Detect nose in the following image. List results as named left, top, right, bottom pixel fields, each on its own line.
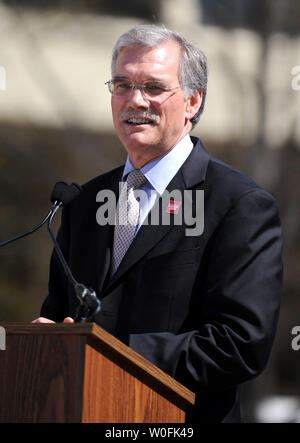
left=128, top=86, right=149, bottom=107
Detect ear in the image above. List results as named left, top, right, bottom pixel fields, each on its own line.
left=185, top=90, right=203, bottom=120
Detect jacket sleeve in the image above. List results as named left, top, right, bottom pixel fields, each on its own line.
left=129, top=189, right=283, bottom=393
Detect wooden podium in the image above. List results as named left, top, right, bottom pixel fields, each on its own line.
left=0, top=323, right=195, bottom=423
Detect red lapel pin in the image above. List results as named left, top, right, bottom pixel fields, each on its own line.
left=166, top=200, right=181, bottom=214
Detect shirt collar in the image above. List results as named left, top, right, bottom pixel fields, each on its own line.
left=122, top=134, right=193, bottom=195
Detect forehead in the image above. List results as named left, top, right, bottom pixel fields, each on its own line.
left=114, top=41, right=181, bottom=80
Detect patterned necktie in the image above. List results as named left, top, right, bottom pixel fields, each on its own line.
left=111, top=169, right=147, bottom=275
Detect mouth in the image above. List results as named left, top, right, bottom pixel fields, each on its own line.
left=121, top=111, right=160, bottom=127
left=125, top=118, right=155, bottom=126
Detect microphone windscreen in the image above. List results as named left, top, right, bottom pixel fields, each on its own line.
left=51, top=182, right=82, bottom=205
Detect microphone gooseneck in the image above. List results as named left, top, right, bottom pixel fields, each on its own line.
left=0, top=208, right=54, bottom=247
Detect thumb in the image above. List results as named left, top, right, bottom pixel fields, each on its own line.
left=63, top=317, right=74, bottom=323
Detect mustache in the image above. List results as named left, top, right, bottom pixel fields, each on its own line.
left=120, top=110, right=160, bottom=124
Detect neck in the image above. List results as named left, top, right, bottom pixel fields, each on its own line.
left=129, top=149, right=166, bottom=169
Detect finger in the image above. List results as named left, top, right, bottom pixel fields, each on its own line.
left=32, top=317, right=56, bottom=324
left=63, top=317, right=74, bottom=323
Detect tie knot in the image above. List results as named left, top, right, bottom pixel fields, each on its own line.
left=126, top=169, right=147, bottom=190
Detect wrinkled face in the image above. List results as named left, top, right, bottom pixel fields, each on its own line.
left=111, top=41, right=197, bottom=164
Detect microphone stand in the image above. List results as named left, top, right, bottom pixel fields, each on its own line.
left=47, top=203, right=101, bottom=323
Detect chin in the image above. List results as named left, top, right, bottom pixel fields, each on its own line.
left=122, top=134, right=155, bottom=151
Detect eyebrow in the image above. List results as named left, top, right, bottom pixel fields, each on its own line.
left=112, top=76, right=129, bottom=81
left=112, top=75, right=168, bottom=86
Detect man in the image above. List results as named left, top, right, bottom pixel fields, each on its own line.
left=34, top=24, right=283, bottom=423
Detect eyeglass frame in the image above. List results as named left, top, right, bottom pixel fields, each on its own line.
left=105, top=78, right=181, bottom=100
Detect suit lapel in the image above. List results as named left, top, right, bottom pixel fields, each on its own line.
left=94, top=167, right=123, bottom=293
left=102, top=138, right=210, bottom=294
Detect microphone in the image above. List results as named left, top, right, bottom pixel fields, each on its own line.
left=1, top=181, right=101, bottom=322
left=51, top=181, right=82, bottom=206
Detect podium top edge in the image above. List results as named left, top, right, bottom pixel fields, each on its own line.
left=1, top=322, right=95, bottom=335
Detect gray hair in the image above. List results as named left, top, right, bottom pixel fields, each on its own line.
left=111, top=24, right=208, bottom=128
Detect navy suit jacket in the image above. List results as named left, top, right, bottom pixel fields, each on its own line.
left=41, top=137, right=283, bottom=422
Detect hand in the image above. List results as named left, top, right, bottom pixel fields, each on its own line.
left=32, top=317, right=74, bottom=323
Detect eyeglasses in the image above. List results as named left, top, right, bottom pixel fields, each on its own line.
left=105, top=78, right=181, bottom=101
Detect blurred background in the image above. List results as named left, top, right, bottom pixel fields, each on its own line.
left=0, top=0, right=299, bottom=422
